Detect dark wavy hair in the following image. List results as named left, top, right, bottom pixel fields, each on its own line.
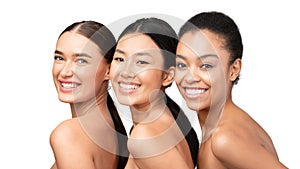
left=59, top=21, right=128, bottom=169
left=179, top=11, right=243, bottom=85
left=118, top=18, right=199, bottom=167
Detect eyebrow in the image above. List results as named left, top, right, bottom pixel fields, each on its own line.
left=115, top=49, right=125, bottom=55
left=133, top=51, right=153, bottom=57
left=73, top=53, right=92, bottom=58
left=54, top=50, right=63, bottom=55
left=54, top=50, right=92, bottom=58
left=176, top=54, right=218, bottom=60
left=115, top=49, right=154, bottom=57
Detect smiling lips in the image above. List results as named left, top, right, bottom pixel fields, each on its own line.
left=184, top=87, right=208, bottom=99
left=59, top=81, right=81, bottom=92
left=118, top=82, right=140, bottom=94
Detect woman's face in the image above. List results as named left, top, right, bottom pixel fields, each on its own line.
left=110, top=33, right=168, bottom=111
left=175, top=29, right=232, bottom=112
left=53, top=31, right=109, bottom=104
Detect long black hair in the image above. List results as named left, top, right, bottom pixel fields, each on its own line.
left=59, top=21, right=128, bottom=169
left=118, top=18, right=199, bottom=167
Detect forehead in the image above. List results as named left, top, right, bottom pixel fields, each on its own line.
left=117, top=33, right=160, bottom=53
left=56, top=31, right=101, bottom=54
left=177, top=30, right=228, bottom=60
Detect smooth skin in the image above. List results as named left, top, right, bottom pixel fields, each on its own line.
left=110, top=33, right=194, bottom=169
left=50, top=31, right=118, bottom=169
left=175, top=29, right=288, bottom=169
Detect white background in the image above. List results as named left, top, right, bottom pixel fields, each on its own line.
left=0, top=0, right=299, bottom=168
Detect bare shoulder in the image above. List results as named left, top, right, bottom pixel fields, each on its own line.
left=128, top=122, right=161, bottom=151
left=208, top=104, right=288, bottom=168
left=210, top=105, right=257, bottom=158
left=128, top=115, right=180, bottom=158
left=49, top=118, right=94, bottom=156
left=210, top=125, right=241, bottom=155
left=50, top=118, right=81, bottom=146
left=208, top=125, right=251, bottom=169
left=130, top=113, right=174, bottom=139
left=50, top=162, right=57, bottom=169
left=210, top=123, right=288, bottom=168
left=127, top=124, right=155, bottom=159
left=130, top=122, right=165, bottom=138
left=128, top=122, right=192, bottom=169
left=49, top=118, right=108, bottom=168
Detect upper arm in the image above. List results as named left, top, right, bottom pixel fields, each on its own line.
left=211, top=130, right=288, bottom=169
left=50, top=120, right=95, bottom=169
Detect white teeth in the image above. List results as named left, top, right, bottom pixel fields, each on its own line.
left=119, top=83, right=139, bottom=89
left=186, top=88, right=206, bottom=95
left=62, top=83, right=77, bottom=88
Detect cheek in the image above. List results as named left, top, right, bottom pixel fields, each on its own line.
left=94, top=72, right=104, bottom=87
left=140, top=70, right=163, bottom=88
left=210, top=70, right=228, bottom=97
left=52, top=64, right=63, bottom=84
left=211, top=68, right=227, bottom=83
left=175, top=70, right=186, bottom=83
left=201, top=72, right=213, bottom=84
left=95, top=66, right=107, bottom=79
left=77, top=67, right=96, bottom=84
left=109, top=64, right=118, bottom=80
left=52, top=64, right=60, bottom=76
left=75, top=67, right=89, bottom=75
left=206, top=64, right=227, bottom=84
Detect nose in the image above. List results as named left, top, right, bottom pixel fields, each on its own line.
left=61, top=61, right=74, bottom=78
left=185, top=67, right=201, bottom=84
left=119, top=60, right=135, bottom=78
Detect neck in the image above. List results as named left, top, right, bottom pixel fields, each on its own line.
left=197, top=94, right=233, bottom=142
left=70, top=90, right=108, bottom=118
left=130, top=94, right=167, bottom=125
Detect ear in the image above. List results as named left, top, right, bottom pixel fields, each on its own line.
left=162, top=66, right=175, bottom=87
left=104, top=65, right=110, bottom=81
left=229, top=58, right=242, bottom=82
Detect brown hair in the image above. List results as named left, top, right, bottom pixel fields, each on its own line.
left=59, top=21, right=128, bottom=168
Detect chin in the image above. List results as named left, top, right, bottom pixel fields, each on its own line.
left=58, top=95, right=74, bottom=104
left=59, top=99, right=73, bottom=104
left=186, top=103, right=200, bottom=111
left=116, top=97, right=132, bottom=106
left=186, top=101, right=206, bottom=112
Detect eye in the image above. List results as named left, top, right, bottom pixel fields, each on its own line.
left=54, top=56, right=64, bottom=61
left=114, top=57, right=124, bottom=62
left=77, top=58, right=88, bottom=64
left=136, top=60, right=149, bottom=65
left=200, top=64, right=213, bottom=70
left=176, top=62, right=187, bottom=70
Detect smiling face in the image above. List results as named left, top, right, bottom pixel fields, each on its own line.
left=175, top=29, right=234, bottom=112
left=110, top=33, right=170, bottom=111
left=52, top=31, right=109, bottom=104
